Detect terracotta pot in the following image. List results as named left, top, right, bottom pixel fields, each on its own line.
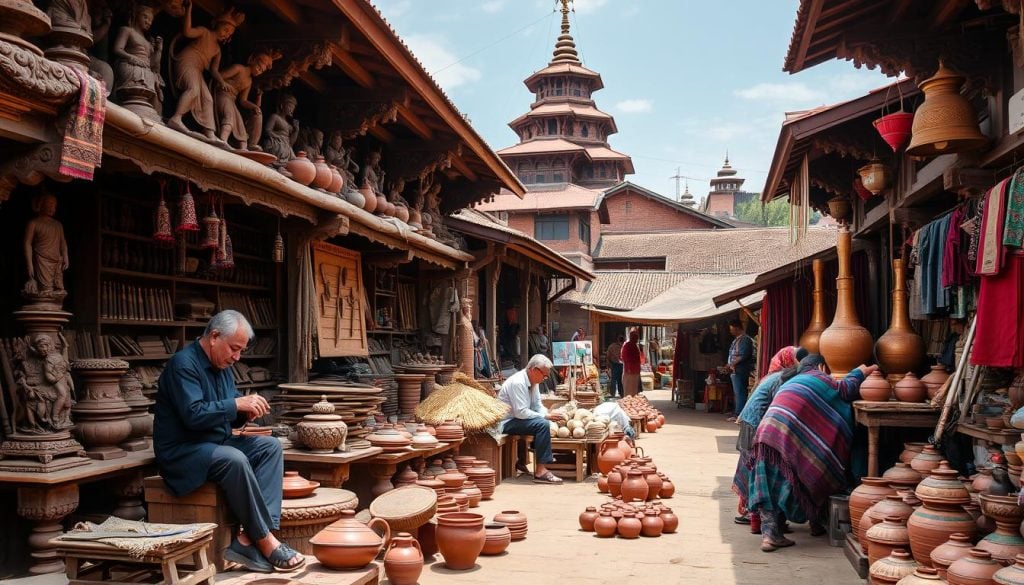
left=594, top=510, right=617, bottom=537
left=871, top=548, right=921, bottom=585
left=861, top=371, right=894, bottom=402
left=932, top=533, right=976, bottom=579
left=436, top=472, right=467, bottom=490
left=947, top=548, right=1001, bottom=585
left=641, top=510, right=664, bottom=537
left=660, top=508, right=679, bottom=533
left=296, top=395, right=348, bottom=453
left=818, top=228, right=873, bottom=377
left=922, top=366, right=951, bottom=400
left=579, top=507, right=599, bottom=532
left=607, top=467, right=624, bottom=497
left=416, top=519, right=437, bottom=558
left=376, top=194, right=389, bottom=215
left=659, top=476, right=676, bottom=498
left=900, top=567, right=946, bottom=583
left=906, top=63, right=988, bottom=157
left=868, top=516, right=912, bottom=568
left=657, top=413, right=666, bottom=426
left=394, top=465, right=419, bottom=488
left=597, top=474, right=610, bottom=493
left=360, top=186, right=377, bottom=213
left=883, top=464, right=923, bottom=489
left=459, top=482, right=482, bottom=508
left=908, top=503, right=978, bottom=566
left=598, top=438, right=629, bottom=475
left=994, top=554, right=1024, bottom=584
left=309, top=510, right=391, bottom=570
left=972, top=468, right=995, bottom=494
left=282, top=471, right=320, bottom=499
left=903, top=442, right=928, bottom=464
left=621, top=468, right=649, bottom=503
left=618, top=513, right=642, bottom=539
left=312, top=156, right=333, bottom=190
left=451, top=492, right=469, bottom=512
left=481, top=523, right=511, bottom=556
left=977, top=493, right=1024, bottom=565
left=345, top=188, right=365, bottom=209
left=383, top=532, right=423, bottom=585
left=328, top=166, right=344, bottom=194
left=895, top=373, right=928, bottom=403
left=367, top=427, right=412, bottom=452
left=911, top=445, right=944, bottom=475
left=641, top=467, right=663, bottom=501
left=865, top=494, right=917, bottom=553
left=798, top=259, right=828, bottom=354
left=394, top=203, right=410, bottom=223
left=435, top=512, right=485, bottom=570
left=286, top=151, right=317, bottom=186
left=916, top=461, right=971, bottom=505
left=850, top=477, right=898, bottom=542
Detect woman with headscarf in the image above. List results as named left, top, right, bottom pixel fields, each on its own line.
left=747, top=355, right=877, bottom=552
left=732, top=346, right=808, bottom=529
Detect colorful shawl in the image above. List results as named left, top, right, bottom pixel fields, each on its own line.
left=1004, top=167, right=1024, bottom=249
left=58, top=68, right=106, bottom=180
left=977, top=178, right=1010, bottom=276
left=746, top=369, right=865, bottom=521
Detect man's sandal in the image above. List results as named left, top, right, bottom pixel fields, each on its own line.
left=760, top=537, right=795, bottom=552
left=267, top=543, right=306, bottom=572
left=224, top=538, right=272, bottom=573
left=533, top=471, right=563, bottom=484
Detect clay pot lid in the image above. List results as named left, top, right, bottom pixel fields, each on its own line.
left=282, top=470, right=320, bottom=497
left=370, top=485, right=437, bottom=526
left=305, top=395, right=342, bottom=421
left=911, top=567, right=942, bottom=579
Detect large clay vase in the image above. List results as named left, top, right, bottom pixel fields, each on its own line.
left=947, top=548, right=1001, bottom=585
left=286, top=151, right=317, bottom=186
left=868, top=516, right=912, bottom=568
left=908, top=462, right=977, bottom=566
left=309, top=510, right=391, bottom=569
left=799, top=258, right=829, bottom=354
left=851, top=477, right=899, bottom=544
left=875, top=259, right=926, bottom=382
left=598, top=437, right=629, bottom=475
left=861, top=371, right=894, bottom=402
left=865, top=495, right=917, bottom=553
left=977, top=493, right=1024, bottom=565
left=922, top=366, right=951, bottom=400
left=620, top=468, right=649, bottom=503
left=435, top=512, right=485, bottom=570
left=932, top=533, right=976, bottom=580
left=994, top=554, right=1024, bottom=584
left=312, top=156, right=333, bottom=190
left=910, top=445, right=944, bottom=475
left=870, top=549, right=921, bottom=585
left=383, top=532, right=423, bottom=585
left=818, top=227, right=874, bottom=378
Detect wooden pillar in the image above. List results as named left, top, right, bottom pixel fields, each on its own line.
left=519, top=265, right=530, bottom=367
left=590, top=310, right=600, bottom=372
left=487, top=262, right=501, bottom=369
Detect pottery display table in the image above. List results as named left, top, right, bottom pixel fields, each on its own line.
left=853, top=401, right=940, bottom=476
left=283, top=446, right=383, bottom=488
left=957, top=422, right=1019, bottom=446
left=213, top=561, right=379, bottom=585
left=277, top=488, right=358, bottom=555
left=0, top=448, right=155, bottom=575
left=357, top=439, right=463, bottom=496
left=50, top=523, right=215, bottom=585
left=548, top=438, right=587, bottom=482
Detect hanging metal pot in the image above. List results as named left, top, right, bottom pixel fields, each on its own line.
left=906, top=62, right=988, bottom=157
left=858, top=160, right=889, bottom=195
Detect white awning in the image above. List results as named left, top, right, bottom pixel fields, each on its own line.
left=585, top=274, right=763, bottom=325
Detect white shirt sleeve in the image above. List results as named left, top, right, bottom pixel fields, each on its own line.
left=504, top=372, right=545, bottom=420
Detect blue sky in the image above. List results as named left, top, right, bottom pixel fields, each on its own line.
left=375, top=0, right=893, bottom=206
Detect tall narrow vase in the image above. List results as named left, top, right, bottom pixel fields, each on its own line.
left=799, top=258, right=828, bottom=353
left=818, top=227, right=873, bottom=378
left=875, top=259, right=926, bottom=384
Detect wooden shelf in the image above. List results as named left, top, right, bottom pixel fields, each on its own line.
left=375, top=290, right=397, bottom=297
left=241, top=354, right=276, bottom=359
left=100, top=267, right=272, bottom=292
left=103, top=230, right=272, bottom=264
left=367, top=329, right=418, bottom=336
left=121, top=353, right=174, bottom=361
left=99, top=319, right=185, bottom=327
left=237, top=381, right=279, bottom=389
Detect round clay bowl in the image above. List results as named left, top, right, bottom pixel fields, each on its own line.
left=480, top=523, right=511, bottom=555
left=281, top=471, right=320, bottom=499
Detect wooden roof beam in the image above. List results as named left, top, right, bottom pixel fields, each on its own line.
left=397, top=104, right=433, bottom=140
left=330, top=45, right=376, bottom=88
left=300, top=71, right=326, bottom=93
left=260, top=0, right=303, bottom=26
left=793, top=0, right=826, bottom=73
left=887, top=0, right=914, bottom=25
left=369, top=125, right=394, bottom=143
left=450, top=155, right=478, bottom=182
left=930, top=0, right=968, bottom=29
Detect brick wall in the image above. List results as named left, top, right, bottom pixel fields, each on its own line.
left=602, top=191, right=719, bottom=231
left=549, top=302, right=590, bottom=342
left=704, top=193, right=735, bottom=218
left=507, top=211, right=593, bottom=256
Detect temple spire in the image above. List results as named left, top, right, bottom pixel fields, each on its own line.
left=550, top=0, right=580, bottom=65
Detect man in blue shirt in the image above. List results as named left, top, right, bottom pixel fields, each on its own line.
left=497, top=354, right=565, bottom=484
left=726, top=319, right=754, bottom=422
left=154, top=310, right=303, bottom=572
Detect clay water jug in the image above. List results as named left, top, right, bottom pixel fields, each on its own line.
left=641, top=467, right=663, bottom=501
left=594, top=510, right=617, bottom=537
left=947, top=548, right=1000, bottom=585
left=607, top=467, right=624, bottom=497
left=659, top=475, right=676, bottom=498
left=818, top=227, right=873, bottom=377
left=579, top=507, right=599, bottom=532
left=660, top=508, right=679, bottom=533
left=641, top=510, right=664, bottom=537
left=850, top=477, right=897, bottom=541
left=875, top=259, right=926, bottom=381
left=620, top=468, right=649, bottom=503
left=383, top=533, right=423, bottom=585
left=798, top=258, right=828, bottom=354
left=286, top=151, right=317, bottom=186
left=597, top=474, right=609, bottom=493
left=618, top=513, right=642, bottom=539
left=598, top=438, right=629, bottom=475
left=309, top=510, right=391, bottom=569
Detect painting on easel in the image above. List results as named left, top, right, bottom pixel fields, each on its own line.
left=552, top=341, right=593, bottom=366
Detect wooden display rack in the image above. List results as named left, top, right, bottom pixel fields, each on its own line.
left=311, top=241, right=367, bottom=357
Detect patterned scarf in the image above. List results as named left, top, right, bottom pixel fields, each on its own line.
left=768, top=346, right=798, bottom=375
left=1004, top=166, right=1024, bottom=249
left=58, top=68, right=106, bottom=180
left=976, top=178, right=1011, bottom=276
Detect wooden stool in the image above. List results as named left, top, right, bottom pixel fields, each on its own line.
left=503, top=435, right=534, bottom=479
left=704, top=382, right=733, bottom=414
left=51, top=524, right=216, bottom=585
left=549, top=438, right=586, bottom=482
left=143, top=477, right=235, bottom=571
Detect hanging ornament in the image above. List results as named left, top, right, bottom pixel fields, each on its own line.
left=906, top=62, right=988, bottom=157
left=216, top=198, right=229, bottom=269
left=176, top=182, right=199, bottom=232
left=153, top=180, right=174, bottom=244
left=272, top=218, right=285, bottom=263
left=201, top=195, right=220, bottom=249
left=222, top=231, right=235, bottom=270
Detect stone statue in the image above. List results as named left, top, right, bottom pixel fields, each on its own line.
left=324, top=130, right=358, bottom=191
left=168, top=0, right=245, bottom=142
left=424, top=180, right=454, bottom=244
left=112, top=3, right=164, bottom=121
left=296, top=126, right=324, bottom=159
left=13, top=334, right=74, bottom=434
left=360, top=151, right=384, bottom=194
left=261, top=93, right=299, bottom=164
left=23, top=193, right=69, bottom=297
left=215, top=49, right=279, bottom=149
left=388, top=178, right=408, bottom=206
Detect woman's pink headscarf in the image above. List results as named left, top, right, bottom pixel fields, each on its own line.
left=767, top=346, right=799, bottom=375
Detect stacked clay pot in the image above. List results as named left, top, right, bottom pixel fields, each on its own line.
left=931, top=533, right=977, bottom=579
left=863, top=494, right=916, bottom=554
left=977, top=493, right=1024, bottom=565
left=870, top=549, right=920, bottom=585
left=493, top=510, right=527, bottom=540
left=851, top=477, right=899, bottom=547
left=947, top=548, right=1001, bottom=585
left=618, top=395, right=665, bottom=430
left=908, top=461, right=978, bottom=565
left=910, top=445, right=944, bottom=476
left=902, top=442, right=928, bottom=464
left=465, top=460, right=496, bottom=500
left=995, top=554, right=1024, bottom=584
left=435, top=512, right=485, bottom=570
left=867, top=516, right=911, bottom=568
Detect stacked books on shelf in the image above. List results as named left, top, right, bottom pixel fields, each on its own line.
left=100, top=281, right=174, bottom=321
left=220, top=293, right=275, bottom=328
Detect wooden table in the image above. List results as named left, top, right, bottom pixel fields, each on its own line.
left=357, top=439, right=464, bottom=496
left=853, top=401, right=940, bottom=477
left=0, top=448, right=156, bottom=575
left=957, top=422, right=1020, bottom=446
left=284, top=446, right=383, bottom=488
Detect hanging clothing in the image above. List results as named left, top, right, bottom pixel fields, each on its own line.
left=942, top=207, right=971, bottom=287
left=969, top=196, right=986, bottom=264
left=919, top=216, right=951, bottom=315
left=1003, top=167, right=1024, bottom=249
left=976, top=178, right=1011, bottom=276
left=972, top=255, right=1024, bottom=368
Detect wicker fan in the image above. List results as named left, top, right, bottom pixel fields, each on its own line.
left=415, top=382, right=509, bottom=431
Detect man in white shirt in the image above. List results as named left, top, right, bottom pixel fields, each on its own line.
left=497, top=354, right=565, bottom=484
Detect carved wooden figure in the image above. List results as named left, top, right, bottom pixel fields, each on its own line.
left=14, top=334, right=74, bottom=434
left=215, top=49, right=279, bottom=149
left=324, top=130, right=359, bottom=192
left=112, top=3, right=164, bottom=122
left=45, top=0, right=94, bottom=69
left=23, top=193, right=69, bottom=297
left=261, top=93, right=300, bottom=165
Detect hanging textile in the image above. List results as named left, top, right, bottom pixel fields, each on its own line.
left=972, top=255, right=1024, bottom=368
left=1003, top=166, right=1024, bottom=248
left=757, top=281, right=794, bottom=378
left=59, top=68, right=106, bottom=180
left=287, top=233, right=318, bottom=382
left=672, top=329, right=686, bottom=381
left=976, top=178, right=1011, bottom=276
left=942, top=206, right=971, bottom=287
left=919, top=216, right=951, bottom=315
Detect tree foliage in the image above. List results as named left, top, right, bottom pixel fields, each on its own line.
left=733, top=196, right=790, bottom=227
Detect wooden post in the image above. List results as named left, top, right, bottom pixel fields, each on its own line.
left=519, top=264, right=530, bottom=367
left=487, top=261, right=501, bottom=369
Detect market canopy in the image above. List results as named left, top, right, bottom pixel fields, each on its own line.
left=585, top=274, right=763, bottom=325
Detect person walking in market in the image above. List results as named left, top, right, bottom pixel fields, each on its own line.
left=497, top=354, right=566, bottom=484
left=726, top=319, right=754, bottom=422
left=606, top=335, right=624, bottom=398
left=620, top=328, right=642, bottom=396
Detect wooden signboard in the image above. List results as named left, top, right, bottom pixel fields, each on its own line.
left=311, top=241, right=367, bottom=357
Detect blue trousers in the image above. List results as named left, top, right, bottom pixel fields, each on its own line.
left=208, top=435, right=283, bottom=540
left=504, top=417, right=554, bottom=465
left=731, top=367, right=751, bottom=416
left=610, top=362, right=624, bottom=396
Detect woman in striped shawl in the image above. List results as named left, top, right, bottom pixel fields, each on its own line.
left=747, top=355, right=877, bottom=552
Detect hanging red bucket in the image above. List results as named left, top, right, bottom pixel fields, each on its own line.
left=873, top=111, right=914, bottom=152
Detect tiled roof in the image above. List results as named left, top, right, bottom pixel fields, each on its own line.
left=600, top=182, right=732, bottom=228
left=475, top=184, right=602, bottom=212
left=560, top=271, right=696, bottom=310
left=512, top=104, right=615, bottom=126
left=585, top=145, right=631, bottom=160
left=497, top=138, right=585, bottom=157
left=595, top=227, right=838, bottom=274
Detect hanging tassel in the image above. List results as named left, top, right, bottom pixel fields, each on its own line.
left=273, top=217, right=284, bottom=263
left=153, top=180, right=174, bottom=244
left=222, top=231, right=235, bottom=269
left=215, top=197, right=229, bottom=269
left=176, top=182, right=199, bottom=232
left=201, top=195, right=220, bottom=249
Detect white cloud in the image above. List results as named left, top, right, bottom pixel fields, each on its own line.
left=734, top=82, right=825, bottom=103
left=614, top=98, right=653, bottom=113
left=378, top=0, right=411, bottom=19
left=403, top=34, right=482, bottom=90
left=573, top=0, right=608, bottom=13
left=481, top=0, right=506, bottom=13
left=734, top=72, right=894, bottom=107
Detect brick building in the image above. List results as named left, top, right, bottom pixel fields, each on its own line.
left=701, top=155, right=759, bottom=220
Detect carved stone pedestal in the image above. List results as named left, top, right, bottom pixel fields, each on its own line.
left=0, top=432, right=88, bottom=472
left=44, top=27, right=91, bottom=72
left=111, top=470, right=146, bottom=521
left=17, top=483, right=79, bottom=574
left=71, top=359, right=132, bottom=460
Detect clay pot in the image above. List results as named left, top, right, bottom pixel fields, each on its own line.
left=417, top=519, right=437, bottom=558
left=660, top=508, right=679, bottom=533
left=312, top=156, right=332, bottom=190
left=994, top=554, right=1024, bottom=584
left=360, top=186, right=377, bottom=213
left=818, top=228, right=874, bottom=377
left=875, top=259, right=926, bottom=380
left=618, top=513, right=642, bottom=539
left=977, top=493, right=1024, bottom=565
left=345, top=188, right=365, bottom=209
left=922, top=366, right=951, bottom=400
left=328, top=166, right=344, bottom=194
left=884, top=463, right=923, bottom=489
left=860, top=371, right=894, bottom=402
left=621, top=468, right=649, bottom=503
left=895, top=373, right=928, bottom=403
left=376, top=194, right=389, bottom=215
left=296, top=395, right=348, bottom=453
left=451, top=492, right=469, bottom=512
left=367, top=427, right=412, bottom=452
left=281, top=471, right=320, bottom=499
left=645, top=419, right=659, bottom=433
left=309, top=510, right=391, bottom=569
left=851, top=477, right=898, bottom=542
left=641, top=510, right=664, bottom=537
left=972, top=468, right=995, bottom=494
left=868, top=516, right=912, bottom=568
left=947, top=548, right=1001, bottom=585
left=932, top=533, right=976, bottom=579
left=903, top=443, right=928, bottom=464
left=435, top=513, right=485, bottom=570
left=383, top=532, right=423, bottom=585
left=798, top=259, right=828, bottom=354
left=641, top=467, right=663, bottom=501
left=394, top=203, right=410, bottom=223
left=394, top=465, right=419, bottom=488
left=597, top=474, right=610, bottom=493
left=436, top=472, right=467, bottom=490
left=908, top=502, right=978, bottom=566
left=598, top=438, right=629, bottom=475
left=286, top=151, right=317, bottom=186
left=865, top=495, right=916, bottom=552
left=659, top=476, right=676, bottom=498
left=871, top=549, right=920, bottom=585
left=899, top=567, right=946, bottom=583
left=579, top=507, right=599, bottom=532
left=916, top=461, right=971, bottom=505
left=411, top=429, right=439, bottom=450
left=459, top=482, right=482, bottom=508
left=910, top=445, right=944, bottom=475
left=594, top=510, right=617, bottom=537
left=481, top=523, right=511, bottom=556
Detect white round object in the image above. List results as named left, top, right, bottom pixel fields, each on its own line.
left=556, top=426, right=571, bottom=438
left=549, top=422, right=559, bottom=435
left=572, top=427, right=586, bottom=439
left=596, top=415, right=611, bottom=425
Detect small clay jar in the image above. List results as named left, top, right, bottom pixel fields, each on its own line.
left=607, top=467, right=624, bottom=497
left=641, top=510, right=664, bottom=537
left=894, top=373, right=928, bottom=403
left=286, top=151, right=317, bottom=186
left=931, top=533, right=976, bottom=580
left=480, top=523, right=511, bottom=556
left=869, top=548, right=920, bottom=585
left=910, top=445, right=944, bottom=475
left=849, top=477, right=898, bottom=541
left=921, top=365, right=950, bottom=399
left=579, top=507, right=599, bottom=532
left=594, top=510, right=617, bottom=538
left=946, top=548, right=1001, bottom=585
left=383, top=532, right=423, bottom=585
left=640, top=467, right=663, bottom=501
left=621, top=468, right=649, bottom=503
left=617, top=513, right=642, bottom=539
left=659, top=475, right=676, bottom=498
left=902, top=442, right=928, bottom=464
left=994, top=554, right=1024, bottom=585
left=860, top=370, right=893, bottom=401
left=312, top=156, right=332, bottom=190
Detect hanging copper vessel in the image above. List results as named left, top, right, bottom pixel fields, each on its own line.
left=875, top=258, right=926, bottom=383
left=906, top=62, right=988, bottom=157
left=176, top=184, right=199, bottom=232
left=818, top=227, right=873, bottom=378
left=858, top=161, right=889, bottom=195
left=153, top=194, right=174, bottom=244
left=201, top=207, right=220, bottom=249
left=799, top=258, right=828, bottom=353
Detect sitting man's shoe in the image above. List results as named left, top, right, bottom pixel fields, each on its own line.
left=734, top=515, right=751, bottom=525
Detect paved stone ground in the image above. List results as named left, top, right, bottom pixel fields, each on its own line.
left=417, top=390, right=863, bottom=585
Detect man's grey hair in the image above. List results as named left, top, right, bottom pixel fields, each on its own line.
left=527, top=354, right=553, bottom=370
left=203, top=310, right=254, bottom=341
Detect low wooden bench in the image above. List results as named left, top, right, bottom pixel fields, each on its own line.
left=503, top=435, right=586, bottom=482
left=143, top=477, right=235, bottom=571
